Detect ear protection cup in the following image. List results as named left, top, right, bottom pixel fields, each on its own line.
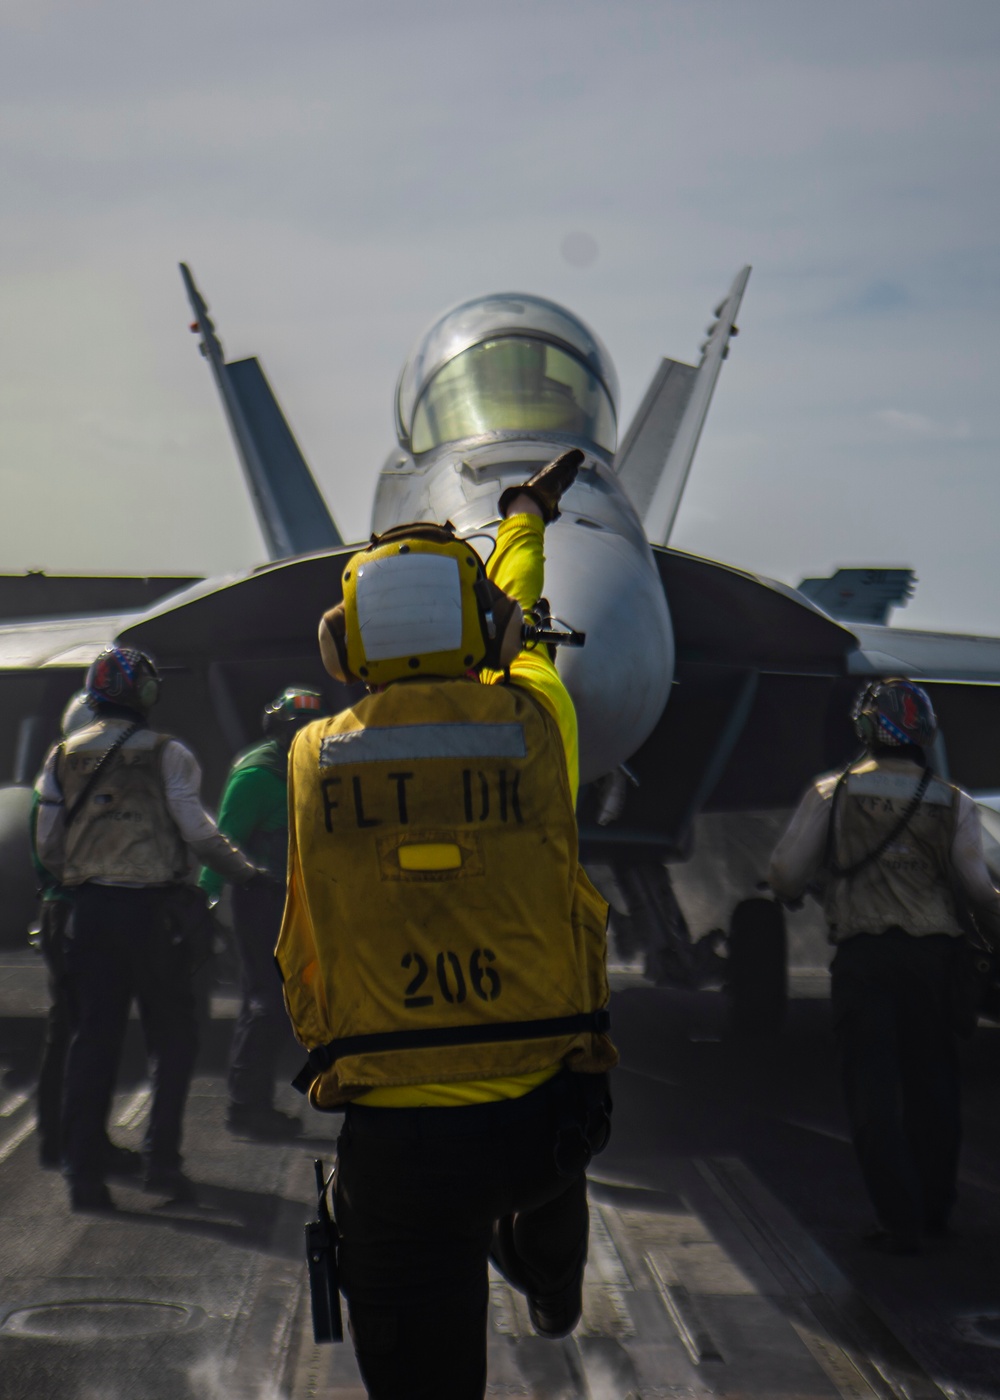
left=498, top=601, right=525, bottom=669
left=478, top=580, right=524, bottom=670
left=851, top=682, right=877, bottom=745
left=854, top=712, right=875, bottom=745
left=137, top=675, right=160, bottom=712
left=319, top=604, right=357, bottom=683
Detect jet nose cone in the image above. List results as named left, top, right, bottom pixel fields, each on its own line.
left=541, top=523, right=674, bottom=785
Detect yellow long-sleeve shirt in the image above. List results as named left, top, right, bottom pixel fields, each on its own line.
left=480, top=512, right=579, bottom=805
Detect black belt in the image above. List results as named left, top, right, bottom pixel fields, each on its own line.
left=291, top=1009, right=611, bottom=1095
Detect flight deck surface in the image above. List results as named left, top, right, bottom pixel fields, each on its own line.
left=1, top=961, right=998, bottom=1399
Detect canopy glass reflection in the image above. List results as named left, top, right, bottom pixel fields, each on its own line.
left=411, top=337, right=617, bottom=454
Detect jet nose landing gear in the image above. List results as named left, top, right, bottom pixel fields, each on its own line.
left=606, top=861, right=729, bottom=987
left=604, top=861, right=788, bottom=1037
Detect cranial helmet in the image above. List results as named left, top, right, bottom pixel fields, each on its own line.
left=318, top=522, right=523, bottom=686
left=60, top=690, right=94, bottom=738
left=852, top=678, right=937, bottom=750
left=262, top=687, right=325, bottom=737
left=85, top=646, right=161, bottom=715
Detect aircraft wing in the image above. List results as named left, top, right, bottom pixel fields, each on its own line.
left=0, top=616, right=135, bottom=670
left=2, top=539, right=994, bottom=846
left=846, top=623, right=1000, bottom=681
left=578, top=545, right=1000, bottom=858
left=0, top=555, right=359, bottom=795
left=1, top=533, right=999, bottom=916
left=615, top=266, right=750, bottom=545
left=116, top=550, right=357, bottom=664
left=98, top=540, right=1000, bottom=830
left=106, top=543, right=1000, bottom=799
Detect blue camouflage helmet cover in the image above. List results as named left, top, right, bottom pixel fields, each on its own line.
left=84, top=646, right=161, bottom=714
left=852, top=677, right=937, bottom=749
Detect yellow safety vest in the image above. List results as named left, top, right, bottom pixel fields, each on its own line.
left=277, top=678, right=616, bottom=1108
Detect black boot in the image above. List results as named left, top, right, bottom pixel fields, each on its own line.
left=498, top=449, right=584, bottom=523
left=490, top=1215, right=583, bottom=1340
left=69, top=1178, right=115, bottom=1213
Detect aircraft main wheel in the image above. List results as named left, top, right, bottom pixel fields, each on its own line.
left=725, top=897, right=787, bottom=1038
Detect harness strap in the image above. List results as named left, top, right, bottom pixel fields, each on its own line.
left=61, top=721, right=142, bottom=829
left=291, top=1009, right=612, bottom=1095
left=825, top=763, right=933, bottom=880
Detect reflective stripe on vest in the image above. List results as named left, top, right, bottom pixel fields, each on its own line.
left=319, top=723, right=527, bottom=765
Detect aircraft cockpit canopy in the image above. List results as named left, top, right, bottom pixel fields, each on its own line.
left=396, top=292, right=619, bottom=456
left=410, top=337, right=617, bottom=455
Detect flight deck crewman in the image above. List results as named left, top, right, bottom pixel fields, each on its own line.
left=277, top=450, right=616, bottom=1400
left=35, top=646, right=266, bottom=1212
left=199, top=687, right=327, bottom=1140
left=31, top=691, right=138, bottom=1178
left=768, top=679, right=1000, bottom=1254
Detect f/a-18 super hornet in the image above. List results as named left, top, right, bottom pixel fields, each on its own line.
left=3, top=264, right=1000, bottom=1025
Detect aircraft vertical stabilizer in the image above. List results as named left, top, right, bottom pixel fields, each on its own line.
left=180, top=263, right=344, bottom=560
left=614, top=358, right=698, bottom=522
left=616, top=266, right=750, bottom=546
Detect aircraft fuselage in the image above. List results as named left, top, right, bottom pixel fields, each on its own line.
left=371, top=434, right=674, bottom=785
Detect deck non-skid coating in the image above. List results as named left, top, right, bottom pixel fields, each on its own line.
left=293, top=1163, right=936, bottom=1398
left=1, top=968, right=989, bottom=1399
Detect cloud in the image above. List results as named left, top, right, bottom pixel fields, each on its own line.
left=871, top=408, right=972, bottom=440
left=561, top=232, right=600, bottom=270
left=852, top=280, right=911, bottom=314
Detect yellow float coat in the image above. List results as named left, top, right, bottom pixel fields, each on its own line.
left=276, top=515, right=616, bottom=1109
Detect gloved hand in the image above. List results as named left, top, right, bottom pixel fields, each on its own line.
left=498, top=448, right=584, bottom=524
left=244, top=868, right=284, bottom=894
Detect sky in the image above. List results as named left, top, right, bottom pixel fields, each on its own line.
left=0, top=0, right=998, bottom=633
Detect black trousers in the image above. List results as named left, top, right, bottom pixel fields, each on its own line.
left=333, top=1070, right=611, bottom=1400
left=831, top=930, right=962, bottom=1237
left=36, top=900, right=75, bottom=1162
left=62, top=884, right=199, bottom=1182
left=227, top=881, right=290, bottom=1108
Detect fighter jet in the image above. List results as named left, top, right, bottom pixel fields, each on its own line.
left=3, top=265, right=1000, bottom=1024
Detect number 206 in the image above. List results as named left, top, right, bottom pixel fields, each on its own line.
left=401, top=948, right=501, bottom=1007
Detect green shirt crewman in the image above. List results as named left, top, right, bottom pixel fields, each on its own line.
left=199, top=742, right=288, bottom=902
left=199, top=688, right=327, bottom=1139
